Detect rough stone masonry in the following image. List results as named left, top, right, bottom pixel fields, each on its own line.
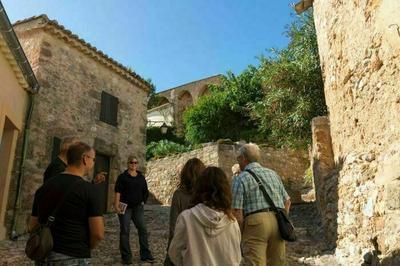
left=313, top=0, right=400, bottom=265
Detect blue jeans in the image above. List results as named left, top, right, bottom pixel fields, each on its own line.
left=118, top=204, right=152, bottom=260
left=35, top=252, right=90, bottom=265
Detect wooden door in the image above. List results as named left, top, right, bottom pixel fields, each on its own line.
left=93, top=154, right=110, bottom=213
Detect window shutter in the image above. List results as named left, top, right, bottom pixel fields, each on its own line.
left=100, top=91, right=118, bottom=126
left=109, top=95, right=119, bottom=126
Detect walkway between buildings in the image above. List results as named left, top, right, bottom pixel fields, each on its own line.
left=0, top=203, right=338, bottom=265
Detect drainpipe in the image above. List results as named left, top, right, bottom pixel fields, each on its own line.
left=0, top=2, right=40, bottom=239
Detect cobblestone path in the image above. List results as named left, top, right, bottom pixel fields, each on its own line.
left=0, top=203, right=338, bottom=265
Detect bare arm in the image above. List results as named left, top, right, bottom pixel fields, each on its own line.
left=233, top=209, right=244, bottom=233
left=28, top=216, right=39, bottom=232
left=88, top=216, right=104, bottom=249
left=284, top=198, right=291, bottom=214
left=114, top=192, right=121, bottom=214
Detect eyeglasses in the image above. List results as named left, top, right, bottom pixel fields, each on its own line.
left=84, top=155, right=96, bottom=162
left=129, top=161, right=138, bottom=164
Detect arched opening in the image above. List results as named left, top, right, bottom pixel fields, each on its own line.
left=199, top=86, right=211, bottom=98
left=176, top=91, right=193, bottom=134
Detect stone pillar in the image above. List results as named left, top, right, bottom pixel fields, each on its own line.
left=311, top=116, right=338, bottom=246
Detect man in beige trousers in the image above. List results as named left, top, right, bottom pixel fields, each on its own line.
left=232, top=143, right=291, bottom=266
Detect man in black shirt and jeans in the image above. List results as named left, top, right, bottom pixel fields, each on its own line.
left=114, top=155, right=154, bottom=264
left=30, top=142, right=104, bottom=265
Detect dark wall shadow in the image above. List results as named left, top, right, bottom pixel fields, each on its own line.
left=313, top=156, right=344, bottom=249
left=147, top=191, right=163, bottom=205
left=379, top=250, right=400, bottom=266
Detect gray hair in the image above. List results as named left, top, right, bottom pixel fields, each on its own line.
left=238, top=143, right=261, bottom=163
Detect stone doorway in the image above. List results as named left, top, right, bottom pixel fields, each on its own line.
left=94, top=153, right=111, bottom=213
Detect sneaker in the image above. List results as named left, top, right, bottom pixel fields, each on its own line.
left=141, top=256, right=155, bottom=263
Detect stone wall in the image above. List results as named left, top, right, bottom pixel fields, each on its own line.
left=146, top=143, right=310, bottom=205
left=313, top=1, right=400, bottom=264
left=6, top=17, right=149, bottom=235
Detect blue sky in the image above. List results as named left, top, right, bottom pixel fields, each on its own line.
left=3, top=0, right=297, bottom=92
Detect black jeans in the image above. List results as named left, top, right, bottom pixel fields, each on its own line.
left=118, top=204, right=152, bottom=261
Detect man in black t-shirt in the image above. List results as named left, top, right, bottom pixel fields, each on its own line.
left=30, top=142, right=104, bottom=265
left=43, top=136, right=106, bottom=184
left=114, top=155, right=154, bottom=264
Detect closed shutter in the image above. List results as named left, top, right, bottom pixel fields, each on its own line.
left=100, top=91, right=118, bottom=126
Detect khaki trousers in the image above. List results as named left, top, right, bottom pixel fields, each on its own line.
left=242, top=212, right=285, bottom=266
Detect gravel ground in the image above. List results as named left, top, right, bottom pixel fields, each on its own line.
left=0, top=204, right=338, bottom=266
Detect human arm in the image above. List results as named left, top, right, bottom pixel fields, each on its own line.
left=28, top=216, right=39, bottom=232
left=88, top=216, right=104, bottom=249
left=231, top=175, right=245, bottom=232
left=93, top=172, right=106, bottom=184
left=233, top=209, right=244, bottom=233
left=114, top=192, right=122, bottom=214
left=279, top=175, right=291, bottom=214
left=284, top=198, right=291, bottom=214
left=114, top=174, right=123, bottom=213
left=168, top=214, right=186, bottom=266
left=168, top=191, right=183, bottom=244
left=142, top=176, right=149, bottom=204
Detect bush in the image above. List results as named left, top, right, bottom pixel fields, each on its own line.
left=146, top=126, right=185, bottom=144
left=146, top=140, right=192, bottom=160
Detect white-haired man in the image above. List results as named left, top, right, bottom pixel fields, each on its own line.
left=232, top=143, right=291, bottom=266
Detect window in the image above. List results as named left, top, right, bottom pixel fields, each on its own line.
left=51, top=137, right=61, bottom=160
left=100, top=91, right=119, bottom=126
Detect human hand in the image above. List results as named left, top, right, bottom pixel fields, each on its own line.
left=114, top=203, right=122, bottom=214
left=94, top=172, right=107, bottom=184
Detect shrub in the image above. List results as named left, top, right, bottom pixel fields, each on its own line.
left=146, top=140, right=192, bottom=160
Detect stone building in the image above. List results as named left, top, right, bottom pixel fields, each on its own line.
left=5, top=15, right=150, bottom=236
left=310, top=0, right=400, bottom=264
left=147, top=74, right=221, bottom=131
left=0, top=3, right=39, bottom=240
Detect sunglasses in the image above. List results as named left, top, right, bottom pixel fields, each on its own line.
left=129, top=161, right=138, bottom=164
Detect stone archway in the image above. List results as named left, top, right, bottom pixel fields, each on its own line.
left=199, top=86, right=211, bottom=98
left=175, top=91, right=193, bottom=134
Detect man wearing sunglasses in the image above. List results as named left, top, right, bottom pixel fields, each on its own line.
left=114, top=156, right=154, bottom=264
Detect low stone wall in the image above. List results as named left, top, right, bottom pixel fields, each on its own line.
left=146, top=143, right=310, bottom=205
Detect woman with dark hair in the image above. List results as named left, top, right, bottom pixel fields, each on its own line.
left=168, top=167, right=241, bottom=266
left=164, top=158, right=206, bottom=266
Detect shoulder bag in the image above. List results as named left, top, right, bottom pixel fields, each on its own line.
left=25, top=179, right=81, bottom=261
left=245, top=169, right=296, bottom=242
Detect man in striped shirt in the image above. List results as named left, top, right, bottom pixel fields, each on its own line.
left=232, top=143, right=291, bottom=266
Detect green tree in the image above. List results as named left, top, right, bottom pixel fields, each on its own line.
left=253, top=11, right=326, bottom=147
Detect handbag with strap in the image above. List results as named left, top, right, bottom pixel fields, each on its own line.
left=25, top=179, right=81, bottom=261
left=245, top=169, right=296, bottom=242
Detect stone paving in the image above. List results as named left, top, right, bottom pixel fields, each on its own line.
left=0, top=203, right=338, bottom=266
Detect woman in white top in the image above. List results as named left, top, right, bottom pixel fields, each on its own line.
left=168, top=166, right=241, bottom=266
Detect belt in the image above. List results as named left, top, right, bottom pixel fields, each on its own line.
left=245, top=208, right=274, bottom=218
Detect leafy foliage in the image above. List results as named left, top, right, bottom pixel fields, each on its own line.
left=252, top=12, right=326, bottom=147
left=184, top=67, right=264, bottom=144
left=146, top=140, right=192, bottom=160
left=184, top=11, right=326, bottom=147
left=146, top=126, right=185, bottom=145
